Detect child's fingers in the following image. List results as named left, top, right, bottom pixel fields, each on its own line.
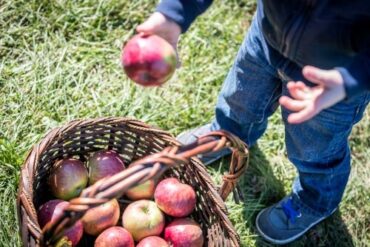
left=137, top=12, right=166, bottom=34
left=295, top=81, right=309, bottom=91
left=302, top=66, right=332, bottom=84
left=136, top=20, right=154, bottom=34
left=287, top=81, right=310, bottom=100
left=279, top=96, right=306, bottom=111
left=287, top=105, right=318, bottom=124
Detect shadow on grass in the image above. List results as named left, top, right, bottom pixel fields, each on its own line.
left=208, top=145, right=355, bottom=247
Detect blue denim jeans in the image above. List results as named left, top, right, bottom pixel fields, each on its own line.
left=211, top=16, right=370, bottom=216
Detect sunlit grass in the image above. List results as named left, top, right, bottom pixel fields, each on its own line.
left=0, top=0, right=369, bottom=246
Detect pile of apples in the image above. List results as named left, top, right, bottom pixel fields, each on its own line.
left=37, top=150, right=204, bottom=247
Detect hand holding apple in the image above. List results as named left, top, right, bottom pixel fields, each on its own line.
left=136, top=12, right=181, bottom=52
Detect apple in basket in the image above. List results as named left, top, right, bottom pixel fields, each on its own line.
left=121, top=34, right=177, bottom=87
left=125, top=164, right=156, bottom=200
left=122, top=200, right=165, bottom=241
left=164, top=218, right=204, bottom=247
left=154, top=178, right=196, bottom=217
left=37, top=199, right=83, bottom=246
left=82, top=199, right=120, bottom=236
left=88, top=150, right=126, bottom=185
left=94, top=226, right=134, bottom=247
left=126, top=179, right=156, bottom=200
left=48, top=158, right=88, bottom=200
left=136, top=236, right=169, bottom=247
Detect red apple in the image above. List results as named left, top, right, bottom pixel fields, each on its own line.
left=37, top=199, right=83, bottom=246
left=137, top=236, right=169, bottom=247
left=154, top=178, right=196, bottom=217
left=94, top=226, right=134, bottom=247
left=82, top=199, right=120, bottom=236
left=121, top=34, right=176, bottom=87
left=88, top=150, right=125, bottom=185
left=48, top=158, right=88, bottom=200
left=122, top=200, right=165, bottom=241
left=164, top=218, right=204, bottom=247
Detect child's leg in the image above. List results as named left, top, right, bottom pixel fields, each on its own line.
left=280, top=63, right=370, bottom=215
left=256, top=62, right=369, bottom=244
left=211, top=16, right=285, bottom=146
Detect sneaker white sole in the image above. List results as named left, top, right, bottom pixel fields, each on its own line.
left=255, top=207, right=337, bottom=245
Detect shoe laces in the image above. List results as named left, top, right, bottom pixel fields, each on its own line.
left=282, top=198, right=302, bottom=224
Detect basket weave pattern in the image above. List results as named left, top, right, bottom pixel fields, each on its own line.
left=17, top=117, right=248, bottom=247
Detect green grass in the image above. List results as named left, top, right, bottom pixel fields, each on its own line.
left=1, top=0, right=369, bottom=246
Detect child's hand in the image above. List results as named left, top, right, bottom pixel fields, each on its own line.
left=137, top=12, right=181, bottom=65
left=279, top=66, right=346, bottom=124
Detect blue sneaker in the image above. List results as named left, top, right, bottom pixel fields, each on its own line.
left=256, top=195, right=336, bottom=245
left=176, top=124, right=231, bottom=165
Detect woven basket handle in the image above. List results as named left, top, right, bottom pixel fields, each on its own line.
left=40, top=130, right=248, bottom=246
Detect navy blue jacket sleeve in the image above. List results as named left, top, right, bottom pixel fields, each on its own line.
left=156, top=0, right=213, bottom=32
left=336, top=51, right=370, bottom=97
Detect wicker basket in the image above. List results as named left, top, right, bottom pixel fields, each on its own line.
left=17, top=117, right=249, bottom=247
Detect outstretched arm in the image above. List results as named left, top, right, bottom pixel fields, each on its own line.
left=156, top=0, right=213, bottom=33
left=137, top=1, right=213, bottom=64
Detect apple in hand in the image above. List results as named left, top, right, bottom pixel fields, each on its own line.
left=48, top=158, right=88, bottom=200
left=164, top=218, right=204, bottom=247
left=37, top=199, right=83, bottom=246
left=88, top=150, right=125, bottom=185
left=94, top=226, right=134, bottom=247
left=82, top=199, right=120, bottom=236
left=154, top=178, right=196, bottom=217
left=122, top=200, right=165, bottom=241
left=136, top=236, right=169, bottom=247
left=121, top=34, right=177, bottom=87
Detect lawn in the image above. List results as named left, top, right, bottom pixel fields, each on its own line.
left=0, top=0, right=369, bottom=246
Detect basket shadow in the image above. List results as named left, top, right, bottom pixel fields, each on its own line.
left=207, top=145, right=355, bottom=247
